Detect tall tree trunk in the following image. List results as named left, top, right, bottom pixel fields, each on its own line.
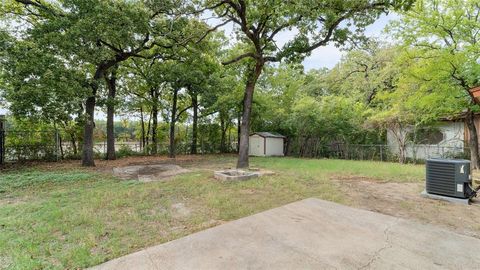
left=69, top=132, right=77, bottom=156
left=146, top=110, right=152, bottom=147
left=237, top=115, right=241, bottom=153
left=190, top=92, right=198, bottom=154
left=220, top=115, right=226, bottom=153
left=54, top=123, right=64, bottom=160
left=62, top=120, right=78, bottom=156
left=151, top=88, right=159, bottom=155
left=82, top=92, right=96, bottom=166
left=151, top=107, right=158, bottom=154
left=105, top=67, right=117, bottom=160
left=391, top=124, right=407, bottom=164
left=219, top=111, right=229, bottom=153
left=58, top=132, right=64, bottom=159
left=466, top=110, right=480, bottom=169
left=228, top=128, right=232, bottom=152
left=82, top=65, right=109, bottom=166
left=140, top=106, right=146, bottom=151
left=237, top=61, right=264, bottom=168
left=80, top=52, right=137, bottom=165
left=169, top=89, right=178, bottom=158
left=398, top=142, right=406, bottom=164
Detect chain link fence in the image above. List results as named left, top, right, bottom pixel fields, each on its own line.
left=0, top=129, right=238, bottom=163
left=96, top=141, right=238, bottom=156
left=286, top=138, right=470, bottom=163
left=2, top=130, right=60, bottom=162
left=2, top=129, right=470, bottom=164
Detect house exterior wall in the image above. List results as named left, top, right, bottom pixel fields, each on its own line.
left=249, top=135, right=265, bottom=156
left=387, top=121, right=465, bottom=160
left=265, top=137, right=284, bottom=156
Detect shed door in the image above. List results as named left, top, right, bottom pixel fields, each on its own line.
left=249, top=135, right=264, bottom=156
left=266, top=138, right=284, bottom=156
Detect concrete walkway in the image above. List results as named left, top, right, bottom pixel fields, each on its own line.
left=90, top=198, right=480, bottom=270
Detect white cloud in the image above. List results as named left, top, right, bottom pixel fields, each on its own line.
left=273, top=27, right=299, bottom=48
left=365, top=13, right=399, bottom=37
left=302, top=45, right=345, bottom=70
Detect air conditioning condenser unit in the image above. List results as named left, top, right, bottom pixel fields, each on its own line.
left=426, top=159, right=476, bottom=199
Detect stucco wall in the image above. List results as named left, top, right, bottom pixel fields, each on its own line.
left=387, top=121, right=465, bottom=160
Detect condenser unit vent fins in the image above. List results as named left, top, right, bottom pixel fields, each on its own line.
left=425, top=159, right=471, bottom=199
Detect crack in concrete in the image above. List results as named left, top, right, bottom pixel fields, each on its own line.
left=252, top=219, right=339, bottom=270
left=144, top=249, right=160, bottom=270
left=358, top=219, right=399, bottom=270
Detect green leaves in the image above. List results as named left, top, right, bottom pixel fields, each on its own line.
left=391, top=0, right=480, bottom=89
left=382, top=0, right=480, bottom=129
left=208, top=0, right=413, bottom=65
left=288, top=95, right=373, bottom=144
left=1, top=35, right=86, bottom=123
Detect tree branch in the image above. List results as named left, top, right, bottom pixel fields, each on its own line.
left=222, top=52, right=256, bottom=65
left=175, top=105, right=193, bottom=122
left=14, top=0, right=63, bottom=17
left=196, top=19, right=233, bottom=44
left=280, top=2, right=389, bottom=57
left=265, top=15, right=302, bottom=42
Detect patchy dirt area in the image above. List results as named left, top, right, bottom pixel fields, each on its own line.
left=103, top=155, right=237, bottom=181
left=333, top=175, right=480, bottom=239
left=112, top=164, right=190, bottom=182
left=0, top=196, right=25, bottom=207
left=170, top=203, right=192, bottom=219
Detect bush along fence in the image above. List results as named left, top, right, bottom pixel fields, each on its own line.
left=0, top=128, right=469, bottom=164
left=1, top=129, right=61, bottom=163
left=0, top=128, right=238, bottom=164
left=286, top=138, right=470, bottom=164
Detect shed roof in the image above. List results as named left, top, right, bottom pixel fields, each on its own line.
left=250, top=132, right=286, bottom=138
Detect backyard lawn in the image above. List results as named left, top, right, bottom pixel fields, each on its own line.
left=0, top=156, right=452, bottom=269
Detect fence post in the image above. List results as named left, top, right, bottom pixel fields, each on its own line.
left=0, top=115, right=5, bottom=165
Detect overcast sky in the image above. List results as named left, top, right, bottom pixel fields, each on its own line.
left=0, top=13, right=397, bottom=116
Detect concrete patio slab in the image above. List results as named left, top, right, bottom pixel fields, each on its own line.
left=421, top=190, right=471, bottom=205
left=90, top=198, right=480, bottom=270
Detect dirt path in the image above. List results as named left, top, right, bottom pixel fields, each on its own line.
left=334, top=176, right=480, bottom=239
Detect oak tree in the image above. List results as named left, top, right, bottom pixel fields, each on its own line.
left=204, top=0, right=414, bottom=168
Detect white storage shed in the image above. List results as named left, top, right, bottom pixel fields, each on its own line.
left=249, top=132, right=286, bottom=157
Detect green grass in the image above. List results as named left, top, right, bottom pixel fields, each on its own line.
left=254, top=157, right=424, bottom=182
left=0, top=157, right=424, bottom=269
